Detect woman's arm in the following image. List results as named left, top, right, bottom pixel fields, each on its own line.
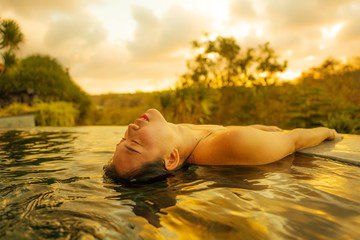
left=249, top=124, right=283, bottom=132
left=193, top=127, right=341, bottom=166
left=288, top=127, right=341, bottom=150
left=231, top=127, right=341, bottom=165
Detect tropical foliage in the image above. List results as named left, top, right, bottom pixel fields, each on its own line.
left=34, top=101, right=78, bottom=127
left=0, top=18, right=24, bottom=73
left=0, top=102, right=33, bottom=117
left=1, top=18, right=359, bottom=133
left=293, top=58, right=360, bottom=133
left=92, top=50, right=360, bottom=134
left=150, top=36, right=287, bottom=124
left=0, top=18, right=94, bottom=125
left=13, top=55, right=94, bottom=123
left=0, top=54, right=94, bottom=124
left=0, top=101, right=78, bottom=126
left=92, top=93, right=161, bottom=125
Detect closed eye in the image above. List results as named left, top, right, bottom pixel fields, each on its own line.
left=125, top=145, right=141, bottom=154
left=118, top=138, right=141, bottom=153
left=132, top=140, right=141, bottom=145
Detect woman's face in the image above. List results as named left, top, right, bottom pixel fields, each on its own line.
left=112, top=109, right=174, bottom=178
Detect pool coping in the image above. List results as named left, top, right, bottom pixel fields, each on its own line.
left=298, top=134, right=360, bottom=166
left=0, top=113, right=35, bottom=128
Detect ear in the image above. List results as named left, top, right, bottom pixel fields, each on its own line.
left=164, top=148, right=180, bottom=171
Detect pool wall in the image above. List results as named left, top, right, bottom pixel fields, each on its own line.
left=0, top=113, right=35, bottom=128
left=298, top=134, right=360, bottom=166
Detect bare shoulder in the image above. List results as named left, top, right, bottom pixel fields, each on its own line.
left=190, top=127, right=249, bottom=165
left=190, top=126, right=295, bottom=166
left=178, top=123, right=226, bottom=131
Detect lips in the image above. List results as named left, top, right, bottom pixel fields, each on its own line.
left=140, top=114, right=149, bottom=122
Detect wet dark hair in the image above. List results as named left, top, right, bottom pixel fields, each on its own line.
left=103, top=157, right=181, bottom=184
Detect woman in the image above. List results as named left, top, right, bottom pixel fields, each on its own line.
left=105, top=109, right=342, bottom=183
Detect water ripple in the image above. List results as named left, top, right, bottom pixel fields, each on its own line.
left=1, top=127, right=360, bottom=239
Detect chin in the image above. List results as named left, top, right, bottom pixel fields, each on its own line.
left=147, top=109, right=166, bottom=122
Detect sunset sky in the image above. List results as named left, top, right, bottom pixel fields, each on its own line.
left=1, top=0, right=359, bottom=94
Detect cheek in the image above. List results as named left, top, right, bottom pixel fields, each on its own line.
left=140, top=126, right=169, bottom=149
left=140, top=128, right=157, bottom=146
left=114, top=145, right=121, bottom=158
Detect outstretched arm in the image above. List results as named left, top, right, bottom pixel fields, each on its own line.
left=288, top=127, right=341, bottom=150
left=230, top=127, right=342, bottom=165
left=194, top=127, right=342, bottom=166
left=249, top=124, right=283, bottom=132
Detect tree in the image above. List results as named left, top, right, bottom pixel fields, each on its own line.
left=0, top=18, right=24, bottom=72
left=183, top=36, right=287, bottom=87
left=256, top=42, right=287, bottom=86
left=10, top=54, right=94, bottom=124
left=166, top=35, right=288, bottom=124
left=288, top=57, right=360, bottom=133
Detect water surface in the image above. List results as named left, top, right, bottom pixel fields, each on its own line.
left=1, top=126, right=360, bottom=239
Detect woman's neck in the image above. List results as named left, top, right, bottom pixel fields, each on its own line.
left=170, top=123, right=210, bottom=165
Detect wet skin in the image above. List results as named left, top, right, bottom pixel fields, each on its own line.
left=113, top=109, right=176, bottom=178
left=113, top=109, right=342, bottom=178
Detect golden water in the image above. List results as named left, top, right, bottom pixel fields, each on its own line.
left=1, top=127, right=360, bottom=239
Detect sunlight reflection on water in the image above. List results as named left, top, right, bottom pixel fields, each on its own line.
left=1, top=126, right=360, bottom=239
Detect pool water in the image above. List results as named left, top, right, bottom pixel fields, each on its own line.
left=1, top=126, right=360, bottom=239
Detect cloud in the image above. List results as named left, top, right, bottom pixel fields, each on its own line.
left=127, top=5, right=213, bottom=60
left=0, top=0, right=100, bottom=19
left=229, top=0, right=359, bottom=35
left=230, top=0, right=258, bottom=20
left=228, top=0, right=360, bottom=74
left=44, top=12, right=108, bottom=50
left=263, top=0, right=347, bottom=32
left=0, top=0, right=108, bottom=66
left=126, top=6, right=161, bottom=59
left=340, top=19, right=360, bottom=42
left=1, top=1, right=210, bottom=93
left=337, top=2, right=360, bottom=42
left=73, top=4, right=215, bottom=93
left=70, top=40, right=187, bottom=93
left=1, top=0, right=360, bottom=93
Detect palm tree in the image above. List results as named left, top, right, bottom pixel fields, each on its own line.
left=2, top=50, right=17, bottom=69
left=0, top=18, right=24, bottom=72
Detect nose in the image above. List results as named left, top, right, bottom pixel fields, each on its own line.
left=128, top=123, right=140, bottom=131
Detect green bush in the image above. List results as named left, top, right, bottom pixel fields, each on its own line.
left=0, top=102, right=34, bottom=117
left=321, top=114, right=360, bottom=134
left=34, top=101, right=78, bottom=126
left=0, top=54, right=94, bottom=124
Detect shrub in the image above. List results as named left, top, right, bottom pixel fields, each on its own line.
left=321, top=114, right=360, bottom=134
left=34, top=101, right=78, bottom=126
left=0, top=102, right=34, bottom=117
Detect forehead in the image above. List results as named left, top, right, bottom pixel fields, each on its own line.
left=113, top=144, right=152, bottom=177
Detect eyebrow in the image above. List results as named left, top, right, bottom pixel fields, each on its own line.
left=125, top=145, right=141, bottom=154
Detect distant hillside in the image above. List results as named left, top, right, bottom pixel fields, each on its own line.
left=91, top=92, right=161, bottom=125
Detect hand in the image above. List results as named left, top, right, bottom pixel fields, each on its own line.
left=326, top=129, right=343, bottom=140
